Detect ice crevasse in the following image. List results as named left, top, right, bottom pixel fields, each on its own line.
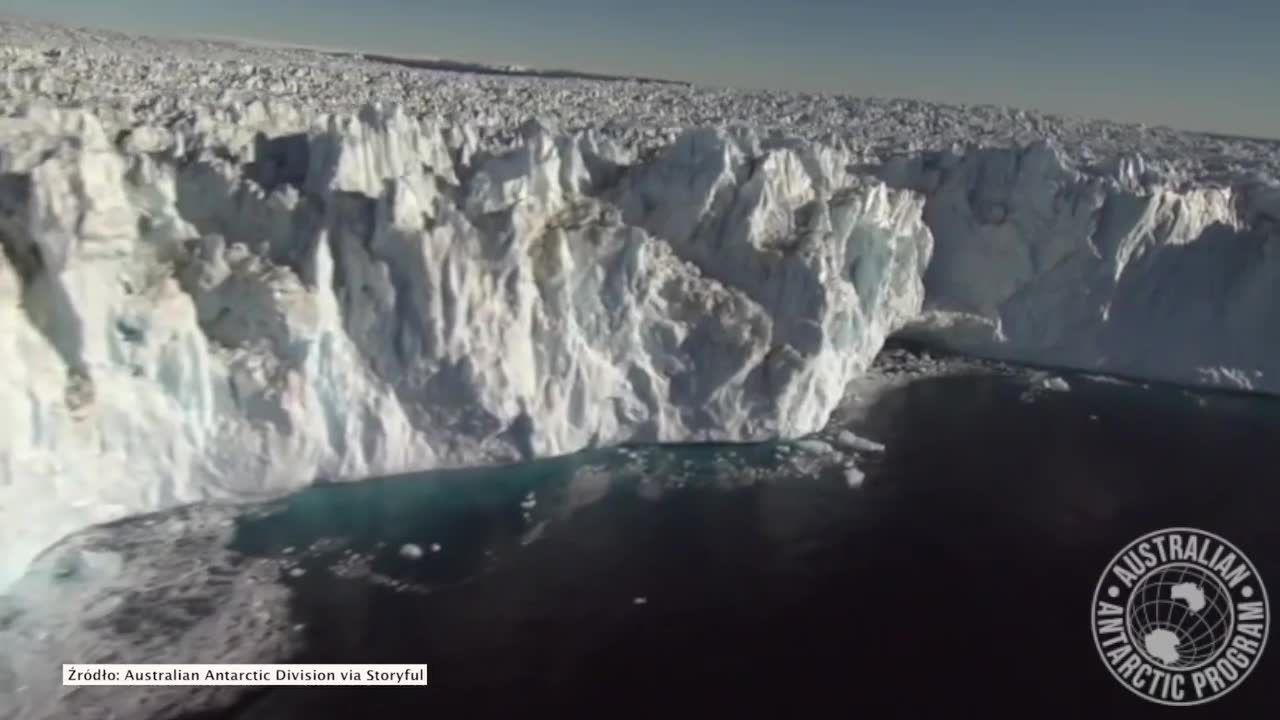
left=1, top=103, right=1278, bottom=587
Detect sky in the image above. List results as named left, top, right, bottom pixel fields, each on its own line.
left=3, top=0, right=1277, bottom=139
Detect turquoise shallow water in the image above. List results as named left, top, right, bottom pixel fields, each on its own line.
left=230, top=438, right=822, bottom=587
left=190, top=365, right=1280, bottom=718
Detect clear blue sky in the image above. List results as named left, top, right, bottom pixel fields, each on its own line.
left=3, top=0, right=1277, bottom=139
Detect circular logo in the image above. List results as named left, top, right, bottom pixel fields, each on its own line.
left=1092, top=527, right=1268, bottom=705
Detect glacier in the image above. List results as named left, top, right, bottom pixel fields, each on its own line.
left=883, top=144, right=1280, bottom=391
left=0, top=17, right=1278, bottom=590
left=0, top=103, right=932, bottom=589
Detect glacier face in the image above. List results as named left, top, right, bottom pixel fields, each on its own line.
left=1, top=17, right=1278, bottom=589
left=887, top=144, right=1280, bottom=390
left=0, top=103, right=930, bottom=589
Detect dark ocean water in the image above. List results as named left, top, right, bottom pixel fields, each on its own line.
left=196, top=369, right=1280, bottom=719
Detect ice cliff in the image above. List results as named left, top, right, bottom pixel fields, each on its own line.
left=884, top=144, right=1280, bottom=390
left=0, top=18, right=1278, bottom=589
left=0, top=104, right=930, bottom=587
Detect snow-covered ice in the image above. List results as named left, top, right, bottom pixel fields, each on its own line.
left=0, top=17, right=1278, bottom=588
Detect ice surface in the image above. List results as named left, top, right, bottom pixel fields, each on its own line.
left=4, top=19, right=1279, bottom=183
left=0, top=17, right=1278, bottom=587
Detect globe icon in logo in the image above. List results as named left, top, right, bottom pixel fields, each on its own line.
left=1126, top=563, right=1233, bottom=670
left=1092, top=527, right=1270, bottom=706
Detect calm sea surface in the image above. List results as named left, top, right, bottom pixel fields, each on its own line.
left=194, top=368, right=1280, bottom=718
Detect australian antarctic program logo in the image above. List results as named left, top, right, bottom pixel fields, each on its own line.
left=1092, top=527, right=1269, bottom=706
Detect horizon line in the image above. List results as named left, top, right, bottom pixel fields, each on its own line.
left=4, top=12, right=1279, bottom=144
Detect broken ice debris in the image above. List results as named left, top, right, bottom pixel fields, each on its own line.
left=834, top=430, right=886, bottom=453
left=1040, top=377, right=1071, bottom=392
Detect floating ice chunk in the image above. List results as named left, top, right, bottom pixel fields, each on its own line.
left=1040, top=377, right=1071, bottom=392
left=793, top=439, right=835, bottom=456
left=1019, top=374, right=1071, bottom=402
left=633, top=596, right=648, bottom=605
left=430, top=543, right=442, bottom=553
left=844, top=466, right=866, bottom=488
left=398, top=544, right=424, bottom=560
left=520, top=521, right=547, bottom=546
left=1197, top=367, right=1261, bottom=390
left=834, top=430, right=886, bottom=454
left=1083, top=374, right=1131, bottom=387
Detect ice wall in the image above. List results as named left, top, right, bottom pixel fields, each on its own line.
left=884, top=143, right=1280, bottom=390
left=0, top=104, right=931, bottom=587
